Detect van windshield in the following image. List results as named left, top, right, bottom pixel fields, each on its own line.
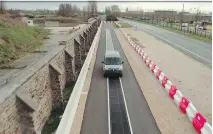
left=105, top=57, right=121, bottom=65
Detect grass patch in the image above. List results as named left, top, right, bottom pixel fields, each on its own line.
left=126, top=18, right=212, bottom=44
left=127, top=33, right=145, bottom=48
left=130, top=37, right=139, bottom=43
left=119, top=23, right=132, bottom=28
left=0, top=19, right=49, bottom=67
left=112, top=23, right=119, bottom=28
left=41, top=80, right=76, bottom=134
left=41, top=107, right=65, bottom=134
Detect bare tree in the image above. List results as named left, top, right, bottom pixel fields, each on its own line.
left=105, top=5, right=120, bottom=17
left=88, top=0, right=97, bottom=18
left=111, top=5, right=120, bottom=17
left=58, top=3, right=81, bottom=17
left=105, top=7, right=111, bottom=16
left=0, top=0, right=5, bottom=14
left=194, top=8, right=201, bottom=34
left=58, top=3, right=66, bottom=16
left=65, top=4, right=72, bottom=17
left=83, top=6, right=88, bottom=21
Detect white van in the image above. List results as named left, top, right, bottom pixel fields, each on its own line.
left=102, top=51, right=124, bottom=77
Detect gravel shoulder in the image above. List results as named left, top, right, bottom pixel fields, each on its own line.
left=120, top=27, right=212, bottom=124
left=115, top=28, right=198, bottom=134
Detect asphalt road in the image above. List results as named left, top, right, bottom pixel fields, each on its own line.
left=80, top=24, right=160, bottom=134
left=157, top=22, right=211, bottom=36
left=119, top=18, right=212, bottom=68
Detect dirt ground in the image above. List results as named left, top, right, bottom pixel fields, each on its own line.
left=115, top=28, right=197, bottom=134
left=119, top=27, right=212, bottom=124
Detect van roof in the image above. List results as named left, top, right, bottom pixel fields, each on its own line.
left=105, top=51, right=120, bottom=58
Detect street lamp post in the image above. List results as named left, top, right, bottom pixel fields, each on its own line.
left=189, top=7, right=200, bottom=34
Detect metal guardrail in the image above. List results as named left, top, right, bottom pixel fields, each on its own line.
left=55, top=22, right=103, bottom=134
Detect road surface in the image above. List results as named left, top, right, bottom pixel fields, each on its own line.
left=80, top=23, right=160, bottom=134
left=119, top=18, right=212, bottom=68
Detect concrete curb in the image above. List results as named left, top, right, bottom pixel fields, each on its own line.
left=55, top=22, right=103, bottom=134
left=120, top=29, right=212, bottom=134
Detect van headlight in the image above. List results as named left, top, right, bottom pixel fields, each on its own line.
left=119, top=66, right=123, bottom=71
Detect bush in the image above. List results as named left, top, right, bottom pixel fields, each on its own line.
left=106, top=15, right=118, bottom=21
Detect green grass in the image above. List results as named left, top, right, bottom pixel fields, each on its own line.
left=112, top=23, right=118, bottom=28
left=130, top=37, right=139, bottom=44
left=119, top=23, right=132, bottom=28
left=41, top=107, right=65, bottom=134
left=173, top=23, right=180, bottom=27
left=126, top=18, right=212, bottom=44
left=128, top=34, right=145, bottom=48
left=0, top=20, right=49, bottom=67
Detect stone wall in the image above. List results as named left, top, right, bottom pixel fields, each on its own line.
left=0, top=18, right=101, bottom=134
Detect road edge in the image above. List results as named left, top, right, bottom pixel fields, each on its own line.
left=116, top=26, right=212, bottom=134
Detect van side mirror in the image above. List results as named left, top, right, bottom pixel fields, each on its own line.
left=122, top=61, right=124, bottom=64
left=102, top=61, right=104, bottom=64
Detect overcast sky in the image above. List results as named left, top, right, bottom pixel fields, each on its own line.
left=4, top=1, right=212, bottom=14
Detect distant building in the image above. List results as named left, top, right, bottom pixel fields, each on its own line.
left=123, top=10, right=144, bottom=18
left=178, top=13, right=212, bottom=23
left=143, top=12, right=155, bottom=19
left=154, top=10, right=177, bottom=21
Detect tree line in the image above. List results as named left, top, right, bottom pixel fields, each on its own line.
left=0, top=1, right=98, bottom=21
left=57, top=3, right=81, bottom=17
left=105, top=5, right=120, bottom=16
left=105, top=5, right=120, bottom=21
left=57, top=1, right=97, bottom=20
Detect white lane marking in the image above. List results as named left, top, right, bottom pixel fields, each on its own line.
left=119, top=78, right=133, bottom=134
left=107, top=78, right=111, bottom=134
left=106, top=29, right=114, bottom=51
left=122, top=19, right=212, bottom=62
left=106, top=29, right=107, bottom=53
left=204, top=49, right=212, bottom=52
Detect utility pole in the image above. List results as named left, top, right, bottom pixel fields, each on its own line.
left=180, top=3, right=184, bottom=31
left=195, top=8, right=200, bottom=34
